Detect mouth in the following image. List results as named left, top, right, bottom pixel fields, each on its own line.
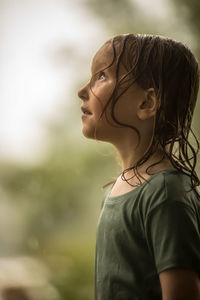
left=81, top=106, right=92, bottom=115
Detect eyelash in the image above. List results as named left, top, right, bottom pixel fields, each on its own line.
left=98, top=71, right=106, bottom=80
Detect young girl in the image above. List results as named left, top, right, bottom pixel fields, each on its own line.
left=78, top=34, right=200, bottom=300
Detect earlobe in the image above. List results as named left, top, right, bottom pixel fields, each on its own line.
left=137, top=88, right=158, bottom=120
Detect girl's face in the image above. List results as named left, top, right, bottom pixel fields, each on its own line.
left=78, top=41, right=146, bottom=143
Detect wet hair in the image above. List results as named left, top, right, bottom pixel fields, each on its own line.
left=91, top=34, right=200, bottom=196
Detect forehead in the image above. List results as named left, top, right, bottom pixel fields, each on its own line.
left=91, top=40, right=116, bottom=73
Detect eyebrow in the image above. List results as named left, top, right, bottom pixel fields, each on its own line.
left=91, top=56, right=117, bottom=77
left=91, top=45, right=115, bottom=74
left=91, top=58, right=108, bottom=74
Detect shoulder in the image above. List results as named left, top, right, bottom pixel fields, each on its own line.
left=137, top=170, right=200, bottom=278
left=139, top=169, right=196, bottom=217
left=100, top=185, right=113, bottom=209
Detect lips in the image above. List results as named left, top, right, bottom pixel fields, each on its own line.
left=81, top=106, right=92, bottom=115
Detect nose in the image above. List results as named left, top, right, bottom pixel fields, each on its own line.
left=78, top=82, right=89, bottom=101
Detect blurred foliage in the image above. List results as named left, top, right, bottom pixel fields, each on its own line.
left=43, top=236, right=95, bottom=300
left=171, top=0, right=200, bottom=52
left=0, top=142, right=117, bottom=250
left=0, top=119, right=118, bottom=299
left=170, top=0, right=200, bottom=150
left=84, top=0, right=160, bottom=35
left=85, top=0, right=138, bottom=33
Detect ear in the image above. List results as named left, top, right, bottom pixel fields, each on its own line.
left=137, top=88, right=159, bottom=120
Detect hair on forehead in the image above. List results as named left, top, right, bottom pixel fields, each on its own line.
left=91, top=40, right=118, bottom=75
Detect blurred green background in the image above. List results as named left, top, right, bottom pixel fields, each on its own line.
left=0, top=0, right=200, bottom=299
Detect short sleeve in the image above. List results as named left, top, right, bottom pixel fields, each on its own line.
left=145, top=200, right=200, bottom=274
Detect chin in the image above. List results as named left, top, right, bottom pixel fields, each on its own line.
left=82, top=127, right=96, bottom=140
left=81, top=122, right=113, bottom=142
left=82, top=132, right=110, bottom=146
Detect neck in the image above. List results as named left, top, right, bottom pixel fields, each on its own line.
left=113, top=133, right=153, bottom=171
left=113, top=137, right=172, bottom=177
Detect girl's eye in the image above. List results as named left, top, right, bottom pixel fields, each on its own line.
left=98, top=71, right=106, bottom=80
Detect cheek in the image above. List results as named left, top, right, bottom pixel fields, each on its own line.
left=113, top=94, right=137, bottom=125
left=98, top=84, right=116, bottom=117
left=94, top=80, right=115, bottom=103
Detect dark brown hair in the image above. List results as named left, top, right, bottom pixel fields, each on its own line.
left=92, top=34, right=200, bottom=195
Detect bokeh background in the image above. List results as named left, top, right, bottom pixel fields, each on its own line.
left=0, top=0, right=200, bottom=299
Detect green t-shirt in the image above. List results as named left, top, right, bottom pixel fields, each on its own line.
left=95, top=169, right=200, bottom=300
